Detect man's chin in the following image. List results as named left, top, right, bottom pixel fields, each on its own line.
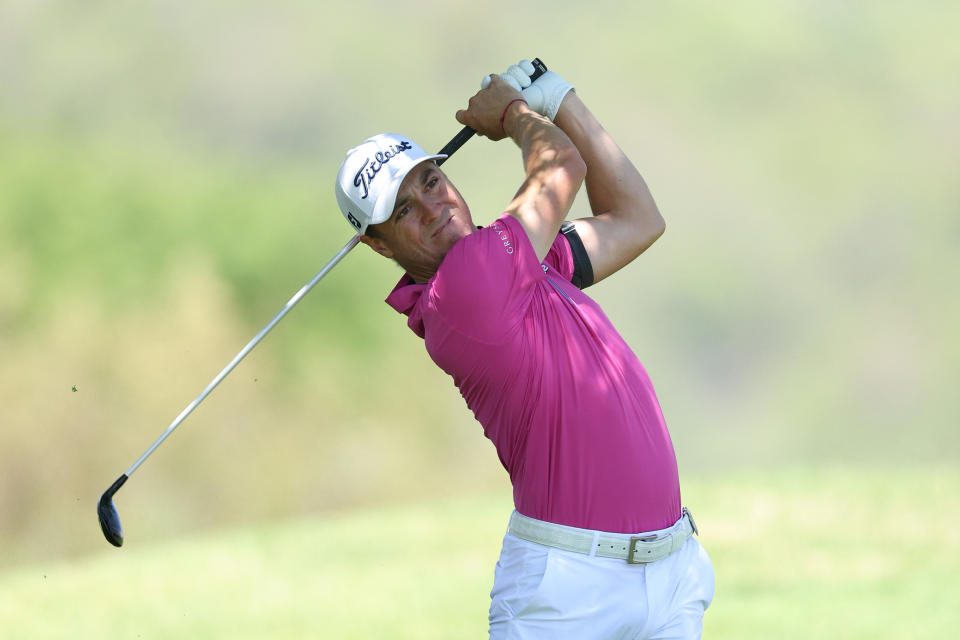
left=435, top=219, right=470, bottom=245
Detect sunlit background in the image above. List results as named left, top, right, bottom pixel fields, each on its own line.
left=1, top=0, right=957, bottom=637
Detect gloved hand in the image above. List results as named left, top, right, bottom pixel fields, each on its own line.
left=482, top=59, right=573, bottom=121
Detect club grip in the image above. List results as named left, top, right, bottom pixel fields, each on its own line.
left=435, top=58, right=548, bottom=165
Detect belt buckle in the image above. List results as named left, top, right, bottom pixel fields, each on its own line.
left=626, top=534, right=658, bottom=564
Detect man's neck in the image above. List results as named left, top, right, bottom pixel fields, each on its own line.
left=404, top=225, right=480, bottom=284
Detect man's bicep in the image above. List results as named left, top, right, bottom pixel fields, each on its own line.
left=566, top=213, right=665, bottom=284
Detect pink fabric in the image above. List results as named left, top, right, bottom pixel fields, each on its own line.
left=386, top=214, right=681, bottom=533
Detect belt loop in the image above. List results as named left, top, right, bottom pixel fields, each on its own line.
left=682, top=507, right=699, bottom=536
left=589, top=530, right=600, bottom=557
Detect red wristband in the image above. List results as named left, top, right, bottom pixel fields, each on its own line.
left=499, top=98, right=529, bottom=133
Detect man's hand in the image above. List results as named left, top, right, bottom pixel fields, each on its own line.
left=484, top=60, right=573, bottom=121
left=455, top=75, right=526, bottom=141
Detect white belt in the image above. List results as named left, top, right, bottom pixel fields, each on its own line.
left=507, top=508, right=699, bottom=564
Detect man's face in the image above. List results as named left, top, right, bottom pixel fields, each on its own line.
left=361, top=162, right=474, bottom=282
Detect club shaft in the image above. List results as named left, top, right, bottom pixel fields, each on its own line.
left=435, top=128, right=474, bottom=163
left=118, top=56, right=547, bottom=480
left=124, top=233, right=361, bottom=477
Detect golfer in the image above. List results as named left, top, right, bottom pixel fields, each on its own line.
left=335, top=60, right=714, bottom=639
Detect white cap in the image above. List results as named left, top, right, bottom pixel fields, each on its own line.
left=335, top=133, right=447, bottom=234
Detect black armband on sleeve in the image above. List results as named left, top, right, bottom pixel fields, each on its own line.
left=560, top=222, right=595, bottom=289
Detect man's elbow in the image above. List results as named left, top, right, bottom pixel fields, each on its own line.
left=562, top=148, right=588, bottom=188
left=631, top=207, right=665, bottom=255
left=651, top=211, right=666, bottom=241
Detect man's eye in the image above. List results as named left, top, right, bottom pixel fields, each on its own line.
left=397, top=206, right=410, bottom=218
left=426, top=177, right=439, bottom=190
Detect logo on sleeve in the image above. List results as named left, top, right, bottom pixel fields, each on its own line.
left=492, top=222, right=514, bottom=255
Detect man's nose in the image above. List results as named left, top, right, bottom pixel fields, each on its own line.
left=419, top=198, right=443, bottom=225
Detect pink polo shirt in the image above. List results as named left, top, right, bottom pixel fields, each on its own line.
left=386, top=214, right=681, bottom=533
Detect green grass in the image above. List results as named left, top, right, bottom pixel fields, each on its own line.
left=2, top=468, right=957, bottom=639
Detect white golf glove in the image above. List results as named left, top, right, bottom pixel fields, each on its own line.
left=482, top=59, right=573, bottom=121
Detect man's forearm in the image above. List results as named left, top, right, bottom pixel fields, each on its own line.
left=552, top=92, right=664, bottom=282
left=502, top=103, right=587, bottom=259
left=553, top=93, right=659, bottom=223
left=454, top=75, right=586, bottom=261
left=504, top=104, right=584, bottom=197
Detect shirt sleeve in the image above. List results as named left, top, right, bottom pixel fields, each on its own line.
left=542, top=223, right=575, bottom=281
left=559, top=222, right=595, bottom=289
left=428, top=214, right=548, bottom=343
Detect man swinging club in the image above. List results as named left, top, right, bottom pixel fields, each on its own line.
left=335, top=59, right=714, bottom=639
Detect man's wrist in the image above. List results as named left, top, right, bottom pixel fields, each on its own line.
left=499, top=98, right=529, bottom=133
left=502, top=99, right=533, bottom=138
left=551, top=90, right=582, bottom=133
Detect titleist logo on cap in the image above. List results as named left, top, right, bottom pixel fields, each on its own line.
left=353, top=141, right=414, bottom=200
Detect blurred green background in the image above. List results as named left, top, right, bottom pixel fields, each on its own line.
left=1, top=0, right=958, bottom=637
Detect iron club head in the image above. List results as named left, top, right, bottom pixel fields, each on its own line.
left=97, top=474, right=128, bottom=547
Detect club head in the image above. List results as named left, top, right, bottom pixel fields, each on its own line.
left=97, top=474, right=128, bottom=547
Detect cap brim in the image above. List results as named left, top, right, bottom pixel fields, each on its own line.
left=368, top=154, right=448, bottom=228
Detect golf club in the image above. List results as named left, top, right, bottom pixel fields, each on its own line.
left=97, top=58, right=548, bottom=547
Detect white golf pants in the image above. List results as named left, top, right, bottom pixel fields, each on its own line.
left=488, top=514, right=715, bottom=639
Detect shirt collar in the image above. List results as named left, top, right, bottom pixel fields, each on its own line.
left=385, top=273, right=427, bottom=338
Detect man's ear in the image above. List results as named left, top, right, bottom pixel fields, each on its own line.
left=359, top=234, right=394, bottom=259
